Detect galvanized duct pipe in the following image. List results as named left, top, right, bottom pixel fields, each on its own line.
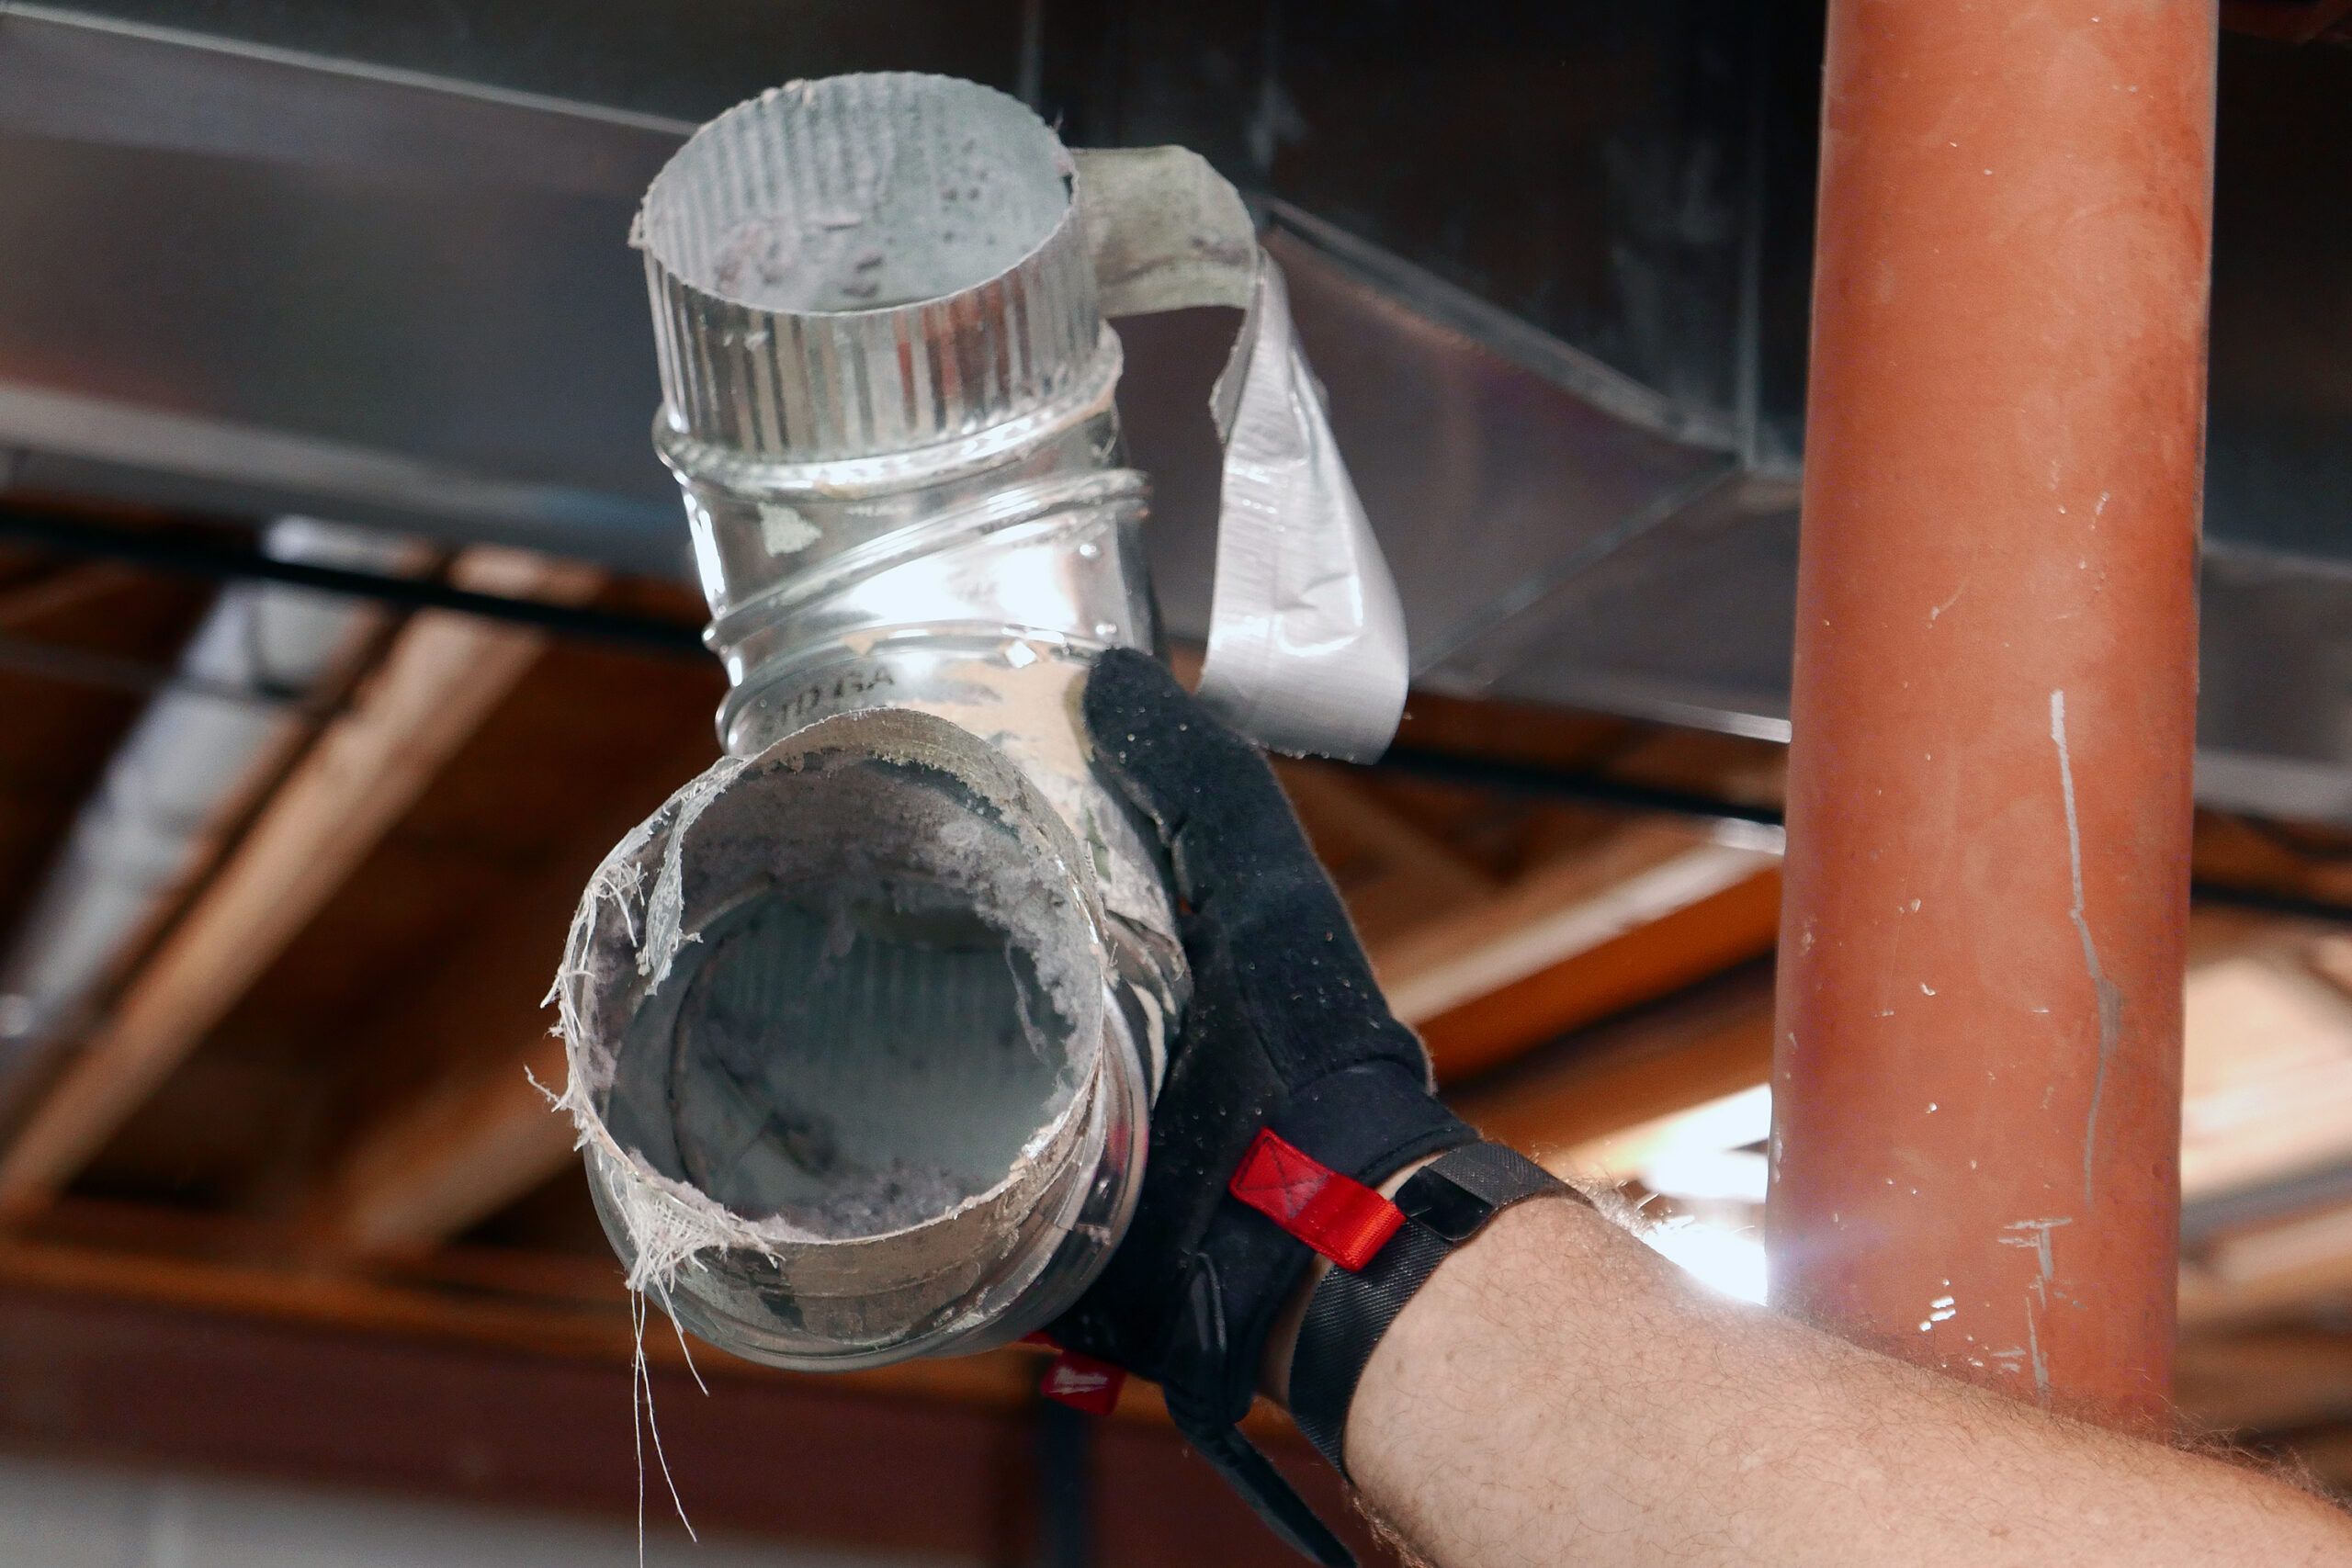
left=553, top=76, right=1186, bottom=1369
left=0, top=518, right=413, bottom=1114
left=556, top=71, right=1414, bottom=1371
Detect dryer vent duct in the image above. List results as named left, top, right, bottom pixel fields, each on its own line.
left=554, top=73, right=1406, bottom=1369
left=551, top=74, right=1173, bottom=1370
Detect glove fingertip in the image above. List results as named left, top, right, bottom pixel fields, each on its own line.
left=1082, top=649, right=1250, bottom=818
left=1081, top=648, right=1185, bottom=741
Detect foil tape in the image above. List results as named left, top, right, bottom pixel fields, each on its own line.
left=1077, top=148, right=1409, bottom=762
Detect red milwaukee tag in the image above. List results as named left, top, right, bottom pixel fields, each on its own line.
left=1038, top=1349, right=1127, bottom=1415
left=1227, top=1128, right=1406, bottom=1270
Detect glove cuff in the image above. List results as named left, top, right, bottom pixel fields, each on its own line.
left=1129, top=1065, right=1469, bottom=1565
left=1162, top=1063, right=1475, bottom=1419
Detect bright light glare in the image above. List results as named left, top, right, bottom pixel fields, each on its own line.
left=1639, top=1215, right=1769, bottom=1303
left=1637, top=1146, right=1770, bottom=1204
left=1566, top=1083, right=1771, bottom=1185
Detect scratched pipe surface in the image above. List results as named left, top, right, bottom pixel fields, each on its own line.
left=1767, top=0, right=2213, bottom=1431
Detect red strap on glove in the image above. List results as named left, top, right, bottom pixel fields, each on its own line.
left=1023, top=1333, right=1129, bottom=1415
left=1024, top=1130, right=1405, bottom=1421
left=1227, top=1128, right=1406, bottom=1271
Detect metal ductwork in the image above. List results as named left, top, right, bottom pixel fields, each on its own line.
left=8, top=8, right=2351, bottom=828
left=548, top=75, right=1402, bottom=1367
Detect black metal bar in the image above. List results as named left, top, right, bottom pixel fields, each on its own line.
left=1372, top=743, right=1787, bottom=830
left=1032, top=1398, right=1092, bottom=1568
left=11, top=502, right=2350, bottom=926
left=0, top=505, right=706, bottom=657
left=1368, top=744, right=2352, bottom=925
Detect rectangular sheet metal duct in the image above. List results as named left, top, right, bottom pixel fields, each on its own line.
left=3, top=4, right=2350, bottom=824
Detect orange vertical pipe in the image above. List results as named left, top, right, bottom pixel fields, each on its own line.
left=1768, top=0, right=2213, bottom=1430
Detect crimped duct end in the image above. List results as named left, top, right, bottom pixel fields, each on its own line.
left=639, top=73, right=1104, bottom=462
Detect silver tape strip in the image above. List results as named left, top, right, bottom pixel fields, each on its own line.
left=1075, top=149, right=1408, bottom=761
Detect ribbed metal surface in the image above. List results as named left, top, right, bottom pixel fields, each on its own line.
left=667, top=894, right=1063, bottom=1224
left=637, top=73, right=1103, bottom=461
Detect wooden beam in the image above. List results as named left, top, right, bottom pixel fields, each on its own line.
left=1275, top=760, right=1497, bottom=950
left=1374, top=824, right=1778, bottom=1080
left=311, top=682, right=1781, bottom=1257
left=1418, top=864, right=1781, bottom=1082
left=8, top=1195, right=1293, bottom=1443
left=2182, top=1197, right=2352, bottom=1331
left=288, top=848, right=588, bottom=1256
left=298, top=649, right=727, bottom=1258
left=2174, top=1328, right=2352, bottom=1435
left=1311, top=718, right=1783, bottom=1082
left=0, top=1256, right=1028, bottom=1558
left=309, top=1034, right=573, bottom=1258
left=0, top=561, right=139, bottom=628
left=323, top=827, right=1781, bottom=1256
left=2181, top=950, right=2352, bottom=1201
left=0, top=551, right=596, bottom=1214
left=1376, top=829, right=1773, bottom=1023
left=0, top=1223, right=1025, bottom=1408
left=1451, top=965, right=1775, bottom=1166
left=0, top=1230, right=1371, bottom=1568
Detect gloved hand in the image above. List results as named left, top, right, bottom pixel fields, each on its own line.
left=1047, top=649, right=1476, bottom=1564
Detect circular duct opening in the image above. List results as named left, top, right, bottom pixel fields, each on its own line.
left=639, top=73, right=1075, bottom=316
left=607, top=866, right=1079, bottom=1239
left=560, top=705, right=1115, bottom=1348
left=592, top=746, right=1099, bottom=1247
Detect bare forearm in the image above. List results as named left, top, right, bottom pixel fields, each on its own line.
left=1301, top=1196, right=2351, bottom=1568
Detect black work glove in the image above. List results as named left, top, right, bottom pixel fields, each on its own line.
left=1048, top=649, right=1476, bottom=1565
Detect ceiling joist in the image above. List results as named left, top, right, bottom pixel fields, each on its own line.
left=0, top=550, right=596, bottom=1215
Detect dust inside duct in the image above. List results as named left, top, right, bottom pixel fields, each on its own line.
left=554, top=708, right=1105, bottom=1285
left=609, top=876, right=1074, bottom=1239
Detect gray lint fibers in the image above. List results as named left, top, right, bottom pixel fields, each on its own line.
left=550, top=708, right=1103, bottom=1296
left=611, top=883, right=1066, bottom=1235
left=639, top=74, right=1074, bottom=316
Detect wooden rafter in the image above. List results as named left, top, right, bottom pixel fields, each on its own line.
left=299, top=645, right=725, bottom=1258
left=304, top=1032, right=573, bottom=1258
left=1376, top=826, right=1779, bottom=1078
left=1376, top=830, right=1770, bottom=1023
left=1452, top=964, right=1775, bottom=1165
left=0, top=1246, right=1363, bottom=1568
left=293, top=852, right=590, bottom=1257
left=2183, top=1198, right=2352, bottom=1331
left=0, top=1201, right=1307, bottom=1451
left=0, top=1220, right=1027, bottom=1409
left=2182, top=937, right=2352, bottom=1202
left=1275, top=760, right=1498, bottom=948
left=1411, top=861, right=1781, bottom=1080
left=0, top=560, right=140, bottom=628
left=2174, top=1327, right=2352, bottom=1435
left=253, top=642, right=1788, bottom=1265
left=0, top=550, right=597, bottom=1214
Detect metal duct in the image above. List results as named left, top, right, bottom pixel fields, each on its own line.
left=5, top=8, right=2349, bottom=823
left=0, top=519, right=414, bottom=1111
left=553, top=76, right=1184, bottom=1369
